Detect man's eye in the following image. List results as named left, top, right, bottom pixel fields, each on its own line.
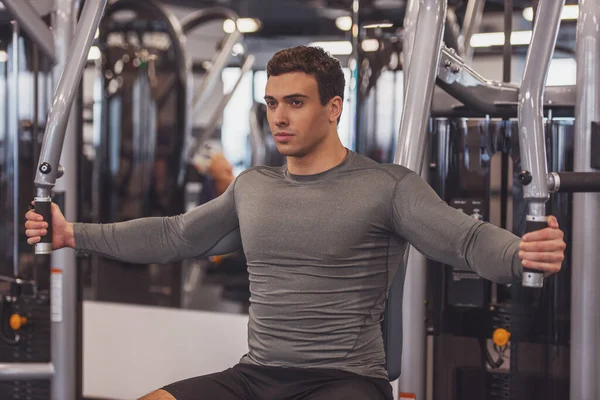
left=290, top=99, right=303, bottom=106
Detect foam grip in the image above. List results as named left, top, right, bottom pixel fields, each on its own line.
left=521, top=217, right=547, bottom=288
left=34, top=200, right=53, bottom=254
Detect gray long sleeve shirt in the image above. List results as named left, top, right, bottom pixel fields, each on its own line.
left=74, top=150, right=522, bottom=380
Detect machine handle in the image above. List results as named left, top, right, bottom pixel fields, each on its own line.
left=550, top=172, right=600, bottom=193
left=521, top=216, right=547, bottom=288
left=34, top=198, right=52, bottom=255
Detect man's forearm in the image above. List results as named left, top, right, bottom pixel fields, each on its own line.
left=464, top=222, right=523, bottom=283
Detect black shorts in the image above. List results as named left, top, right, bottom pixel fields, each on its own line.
left=161, top=363, right=393, bottom=400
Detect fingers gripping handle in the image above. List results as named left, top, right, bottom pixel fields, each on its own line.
left=34, top=198, right=52, bottom=255
left=521, top=216, right=547, bottom=288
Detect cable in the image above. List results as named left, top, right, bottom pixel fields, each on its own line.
left=480, top=337, right=505, bottom=369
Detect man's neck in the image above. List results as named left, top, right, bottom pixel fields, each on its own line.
left=286, top=139, right=348, bottom=176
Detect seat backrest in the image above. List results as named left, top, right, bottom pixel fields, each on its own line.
left=382, top=266, right=405, bottom=381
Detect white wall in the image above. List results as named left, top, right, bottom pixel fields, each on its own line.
left=470, top=53, right=577, bottom=86
left=471, top=54, right=525, bottom=83
left=83, top=301, right=249, bottom=400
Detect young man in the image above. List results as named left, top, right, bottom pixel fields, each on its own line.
left=25, top=46, right=566, bottom=400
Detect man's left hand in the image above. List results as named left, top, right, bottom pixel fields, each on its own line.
left=519, top=215, right=566, bottom=277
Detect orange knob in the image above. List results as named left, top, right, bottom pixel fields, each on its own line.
left=209, top=255, right=224, bottom=264
left=493, top=328, right=511, bottom=347
left=9, top=314, right=27, bottom=331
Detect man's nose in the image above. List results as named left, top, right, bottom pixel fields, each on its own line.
left=273, top=106, right=288, bottom=126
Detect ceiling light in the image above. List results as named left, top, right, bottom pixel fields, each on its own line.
left=0, top=50, right=8, bottom=62
left=363, top=22, right=393, bottom=29
left=522, top=4, right=578, bottom=22
left=87, top=46, right=101, bottom=60
left=232, top=43, right=245, bottom=56
left=361, top=39, right=380, bottom=52
left=309, top=41, right=353, bottom=56
left=223, top=19, right=236, bottom=34
left=236, top=18, right=261, bottom=33
left=336, top=16, right=353, bottom=32
left=470, top=30, right=533, bottom=48
left=223, top=18, right=261, bottom=34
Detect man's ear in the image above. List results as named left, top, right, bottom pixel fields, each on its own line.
left=329, top=96, right=343, bottom=123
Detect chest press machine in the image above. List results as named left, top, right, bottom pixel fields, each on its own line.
left=0, top=1, right=599, bottom=400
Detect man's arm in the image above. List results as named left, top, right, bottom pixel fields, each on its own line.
left=72, top=179, right=241, bottom=264
left=391, top=171, right=522, bottom=284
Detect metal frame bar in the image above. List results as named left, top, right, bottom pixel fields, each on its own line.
left=0, top=363, right=54, bottom=380
left=431, top=84, right=576, bottom=118
left=459, top=0, right=485, bottom=62
left=182, top=8, right=242, bottom=118
left=349, top=0, right=361, bottom=153
left=394, top=0, right=446, bottom=397
left=435, top=46, right=576, bottom=117
left=444, top=8, right=461, bottom=54
left=570, top=0, right=600, bottom=397
left=0, top=0, right=106, bottom=392
left=436, top=45, right=519, bottom=114
left=517, top=0, right=565, bottom=287
left=187, top=54, right=255, bottom=162
left=50, top=2, right=80, bottom=398
left=10, top=20, right=19, bottom=277
left=1, top=0, right=56, bottom=64
left=47, top=9, right=106, bottom=400
left=394, top=0, right=446, bottom=185
left=402, top=0, right=419, bottom=87
left=34, top=0, right=107, bottom=199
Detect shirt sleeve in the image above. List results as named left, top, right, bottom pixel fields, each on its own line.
left=73, top=178, right=241, bottom=264
left=391, top=171, right=522, bottom=284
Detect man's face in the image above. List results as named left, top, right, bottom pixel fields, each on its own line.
left=264, top=72, right=334, bottom=157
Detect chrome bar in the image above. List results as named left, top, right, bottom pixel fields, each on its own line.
left=459, top=0, right=486, bottom=62
left=2, top=0, right=56, bottom=64
left=570, top=0, right=600, bottom=397
left=395, top=0, right=447, bottom=397
left=187, top=54, right=255, bottom=162
left=34, top=0, right=108, bottom=200
left=517, top=0, right=565, bottom=287
left=0, top=363, right=54, bottom=380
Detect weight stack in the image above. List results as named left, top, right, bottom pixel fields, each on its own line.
left=0, top=293, right=51, bottom=400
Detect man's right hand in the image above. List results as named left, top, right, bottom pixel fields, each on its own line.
left=25, top=203, right=75, bottom=250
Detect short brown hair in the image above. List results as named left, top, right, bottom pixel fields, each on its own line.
left=266, top=46, right=345, bottom=106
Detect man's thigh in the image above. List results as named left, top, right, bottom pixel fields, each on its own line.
left=145, top=367, right=254, bottom=400
left=299, top=377, right=393, bottom=400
